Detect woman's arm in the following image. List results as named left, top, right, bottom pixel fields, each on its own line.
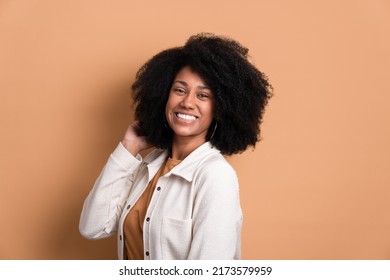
left=79, top=143, right=142, bottom=239
left=79, top=123, right=151, bottom=239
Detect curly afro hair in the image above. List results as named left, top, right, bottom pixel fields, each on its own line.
left=132, top=33, right=272, bottom=155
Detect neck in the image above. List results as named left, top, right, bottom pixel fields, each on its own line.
left=171, top=135, right=206, bottom=160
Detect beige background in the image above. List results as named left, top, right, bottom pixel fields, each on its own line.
left=1, top=0, right=389, bottom=259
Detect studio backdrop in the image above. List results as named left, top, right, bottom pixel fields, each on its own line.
left=1, top=0, right=389, bottom=259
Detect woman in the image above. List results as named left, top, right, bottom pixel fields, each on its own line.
left=79, top=33, right=272, bottom=260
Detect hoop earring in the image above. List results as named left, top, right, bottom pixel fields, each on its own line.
left=163, top=113, right=168, bottom=129
left=210, top=122, right=218, bottom=140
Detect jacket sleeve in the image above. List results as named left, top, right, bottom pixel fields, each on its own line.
left=187, top=161, right=243, bottom=259
left=79, top=142, right=142, bottom=239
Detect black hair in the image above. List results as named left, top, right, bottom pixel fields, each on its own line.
left=132, top=33, right=272, bottom=155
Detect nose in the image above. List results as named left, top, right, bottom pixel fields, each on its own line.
left=180, top=91, right=195, bottom=109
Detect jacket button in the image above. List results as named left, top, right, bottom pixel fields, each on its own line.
left=119, top=235, right=122, bottom=241
left=145, top=251, right=149, bottom=256
left=126, top=204, right=131, bottom=210
left=146, top=217, right=150, bottom=222
left=157, top=186, right=161, bottom=191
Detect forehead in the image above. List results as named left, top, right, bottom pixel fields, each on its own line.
left=174, top=66, right=209, bottom=87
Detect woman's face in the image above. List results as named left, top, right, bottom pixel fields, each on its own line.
left=165, top=66, right=214, bottom=144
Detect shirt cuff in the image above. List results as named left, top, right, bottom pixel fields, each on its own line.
left=110, top=142, right=142, bottom=170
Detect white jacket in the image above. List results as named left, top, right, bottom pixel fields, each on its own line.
left=79, top=141, right=242, bottom=259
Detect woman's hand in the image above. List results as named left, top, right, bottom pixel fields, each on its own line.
left=121, top=122, right=152, bottom=156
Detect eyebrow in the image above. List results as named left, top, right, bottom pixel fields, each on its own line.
left=173, top=80, right=211, bottom=90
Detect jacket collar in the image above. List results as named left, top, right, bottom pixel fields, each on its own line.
left=144, top=142, right=220, bottom=182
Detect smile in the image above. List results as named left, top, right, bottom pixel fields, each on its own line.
left=175, top=113, right=198, bottom=121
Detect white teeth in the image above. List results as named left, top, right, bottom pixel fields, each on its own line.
left=177, top=113, right=197, bottom=121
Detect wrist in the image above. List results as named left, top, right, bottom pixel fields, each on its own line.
left=121, top=139, right=140, bottom=156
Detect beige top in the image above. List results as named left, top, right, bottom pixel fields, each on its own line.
left=123, top=157, right=181, bottom=259
left=80, top=142, right=242, bottom=260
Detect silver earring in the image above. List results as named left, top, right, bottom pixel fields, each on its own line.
left=210, top=122, right=218, bottom=140
left=163, top=113, right=168, bottom=128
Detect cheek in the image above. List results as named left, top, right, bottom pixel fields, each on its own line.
left=165, top=95, right=174, bottom=115
left=165, top=98, right=179, bottom=123
left=165, top=104, right=171, bottom=121
left=206, top=103, right=215, bottom=121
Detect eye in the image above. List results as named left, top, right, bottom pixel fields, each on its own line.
left=174, top=88, right=186, bottom=94
left=197, top=93, right=210, bottom=100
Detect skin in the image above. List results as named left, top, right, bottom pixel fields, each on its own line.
left=121, top=122, right=152, bottom=157
left=165, top=66, right=214, bottom=160
left=121, top=66, right=215, bottom=160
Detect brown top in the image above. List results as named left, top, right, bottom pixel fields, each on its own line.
left=123, top=157, right=181, bottom=259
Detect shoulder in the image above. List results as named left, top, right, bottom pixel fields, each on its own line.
left=192, top=143, right=238, bottom=181
left=199, top=152, right=236, bottom=175
left=194, top=151, right=239, bottom=191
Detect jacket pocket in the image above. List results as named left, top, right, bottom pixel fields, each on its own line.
left=161, top=216, right=192, bottom=260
